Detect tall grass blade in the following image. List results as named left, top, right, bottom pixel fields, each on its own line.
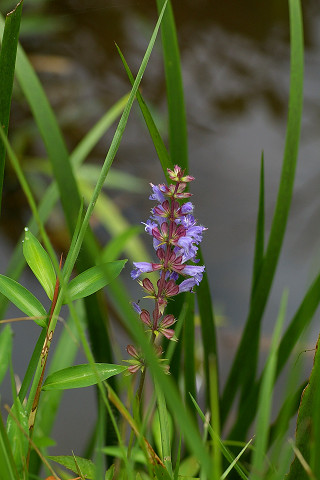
left=250, top=290, right=288, bottom=480
left=183, top=294, right=196, bottom=421
left=251, top=152, right=265, bottom=300
left=189, top=394, right=249, bottom=480
left=196, top=246, right=218, bottom=409
left=0, top=0, right=23, bottom=213
left=221, top=0, right=304, bottom=425
left=156, top=0, right=188, bottom=170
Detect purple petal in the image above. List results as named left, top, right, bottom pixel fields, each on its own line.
left=149, top=183, right=165, bottom=202
left=183, top=265, right=205, bottom=277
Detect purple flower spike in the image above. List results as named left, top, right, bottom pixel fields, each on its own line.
left=127, top=166, right=206, bottom=372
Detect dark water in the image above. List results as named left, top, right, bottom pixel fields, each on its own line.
left=1, top=0, right=320, bottom=458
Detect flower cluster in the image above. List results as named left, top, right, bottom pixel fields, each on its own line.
left=126, top=165, right=206, bottom=373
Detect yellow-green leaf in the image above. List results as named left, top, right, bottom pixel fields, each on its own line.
left=47, top=455, right=95, bottom=479
left=23, top=228, right=56, bottom=300
left=65, top=260, right=127, bottom=302
left=0, top=274, right=47, bottom=327
left=42, top=363, right=126, bottom=391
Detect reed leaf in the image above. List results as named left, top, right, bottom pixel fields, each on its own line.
left=0, top=0, right=23, bottom=213
left=221, top=0, right=304, bottom=425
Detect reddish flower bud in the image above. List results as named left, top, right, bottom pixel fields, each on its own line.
left=140, top=309, right=152, bottom=327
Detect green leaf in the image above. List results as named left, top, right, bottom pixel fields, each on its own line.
left=0, top=325, right=13, bottom=386
left=66, top=260, right=127, bottom=302
left=105, top=464, right=115, bottom=480
left=23, top=227, right=56, bottom=300
left=0, top=0, right=23, bottom=213
left=0, top=274, right=46, bottom=327
left=47, top=455, right=96, bottom=479
left=42, top=363, right=127, bottom=391
left=6, top=397, right=28, bottom=475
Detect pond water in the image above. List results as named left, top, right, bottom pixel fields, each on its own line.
left=1, top=0, right=320, bottom=459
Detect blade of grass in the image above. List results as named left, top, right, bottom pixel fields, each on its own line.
left=250, top=290, right=288, bottom=480
left=183, top=294, right=196, bottom=422
left=221, top=0, right=304, bottom=425
left=196, top=247, right=218, bottom=410
left=250, top=152, right=265, bottom=300
left=0, top=0, right=23, bottom=213
left=116, top=44, right=173, bottom=178
left=156, top=0, right=188, bottom=170
left=155, top=380, right=173, bottom=477
left=189, top=394, right=249, bottom=480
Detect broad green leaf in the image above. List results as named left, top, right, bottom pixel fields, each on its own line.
left=0, top=325, right=13, bottom=386
left=0, top=274, right=46, bottom=327
left=0, top=0, right=23, bottom=213
left=47, top=455, right=95, bottom=479
left=42, top=363, right=127, bottom=391
left=23, top=228, right=56, bottom=300
left=6, top=398, right=28, bottom=475
left=66, top=260, right=127, bottom=302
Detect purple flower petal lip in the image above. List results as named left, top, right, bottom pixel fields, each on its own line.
left=183, top=264, right=205, bottom=277
left=149, top=183, right=165, bottom=202
left=131, top=262, right=155, bottom=279
left=181, top=202, right=194, bottom=214
left=178, top=277, right=197, bottom=293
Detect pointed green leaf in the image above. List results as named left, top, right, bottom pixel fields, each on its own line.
left=65, top=260, right=127, bottom=302
left=6, top=398, right=28, bottom=475
left=42, top=363, right=127, bottom=391
left=47, top=455, right=95, bottom=479
left=23, top=228, right=56, bottom=300
left=0, top=325, right=13, bottom=386
left=0, top=274, right=46, bottom=327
